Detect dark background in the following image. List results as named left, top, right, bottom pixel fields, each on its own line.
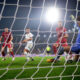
left=0, top=0, right=80, bottom=54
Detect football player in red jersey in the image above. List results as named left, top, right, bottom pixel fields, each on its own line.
left=53, top=21, right=72, bottom=60
left=0, top=28, right=15, bottom=61
left=53, top=21, right=68, bottom=54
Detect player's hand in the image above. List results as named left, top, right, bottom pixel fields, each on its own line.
left=70, top=15, right=75, bottom=20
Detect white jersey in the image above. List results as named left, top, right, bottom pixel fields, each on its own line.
left=25, top=32, right=33, bottom=43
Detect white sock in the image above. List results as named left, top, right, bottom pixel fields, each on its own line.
left=64, top=52, right=68, bottom=61
left=24, top=52, right=30, bottom=60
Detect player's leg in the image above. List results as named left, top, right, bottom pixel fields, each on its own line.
left=7, top=43, right=15, bottom=61
left=71, top=44, right=80, bottom=62
left=47, top=45, right=71, bottom=62
left=9, top=48, right=15, bottom=61
left=1, top=43, right=6, bottom=60
left=24, top=49, right=30, bottom=61
left=54, top=46, right=65, bottom=61
left=61, top=40, right=73, bottom=61
left=53, top=42, right=59, bottom=55
left=66, top=51, right=73, bottom=62
left=47, top=46, right=65, bottom=62
left=63, top=45, right=73, bottom=61
left=7, top=42, right=13, bottom=58
left=24, top=43, right=33, bottom=61
left=53, top=44, right=57, bottom=55
left=6, top=47, right=10, bottom=58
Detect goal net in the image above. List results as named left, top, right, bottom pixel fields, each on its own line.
left=0, top=0, right=80, bottom=80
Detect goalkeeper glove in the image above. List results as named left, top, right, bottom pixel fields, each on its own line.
left=70, top=15, right=75, bottom=20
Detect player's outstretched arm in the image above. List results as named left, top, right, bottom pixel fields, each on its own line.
left=70, top=15, right=78, bottom=28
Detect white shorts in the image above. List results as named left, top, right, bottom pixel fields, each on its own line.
left=25, top=42, right=33, bottom=51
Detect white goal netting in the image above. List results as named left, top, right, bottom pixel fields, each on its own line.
left=0, top=0, right=80, bottom=80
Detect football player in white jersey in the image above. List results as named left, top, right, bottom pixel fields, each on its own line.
left=21, top=28, right=34, bottom=61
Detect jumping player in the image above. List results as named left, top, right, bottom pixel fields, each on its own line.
left=20, top=28, right=34, bottom=61
left=0, top=28, right=14, bottom=61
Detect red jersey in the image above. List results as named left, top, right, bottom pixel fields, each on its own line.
left=56, top=27, right=66, bottom=38
left=56, top=27, right=68, bottom=47
left=2, top=32, right=12, bottom=43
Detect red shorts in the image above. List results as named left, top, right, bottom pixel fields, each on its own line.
left=2, top=42, right=12, bottom=48
left=56, top=41, right=68, bottom=47
left=53, top=38, right=68, bottom=54
left=56, top=39, right=68, bottom=47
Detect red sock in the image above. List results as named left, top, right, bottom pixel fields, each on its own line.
left=10, top=51, right=14, bottom=57
left=53, top=45, right=57, bottom=55
left=2, top=51, right=5, bottom=57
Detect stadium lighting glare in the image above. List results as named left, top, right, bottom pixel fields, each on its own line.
left=46, top=7, right=60, bottom=23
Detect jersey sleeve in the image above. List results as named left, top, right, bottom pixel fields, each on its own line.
left=29, top=33, right=33, bottom=38
left=2, top=32, right=4, bottom=37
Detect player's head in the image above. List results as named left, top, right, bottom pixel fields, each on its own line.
left=26, top=28, right=30, bottom=33
left=4, top=28, right=8, bottom=32
left=58, top=21, right=63, bottom=28
left=77, top=16, right=80, bottom=27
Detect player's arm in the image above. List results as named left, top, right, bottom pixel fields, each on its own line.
left=10, top=35, right=13, bottom=41
left=9, top=35, right=13, bottom=43
left=70, top=15, right=78, bottom=28
left=21, top=37, right=32, bottom=43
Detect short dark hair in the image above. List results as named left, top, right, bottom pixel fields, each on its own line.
left=77, top=16, right=80, bottom=21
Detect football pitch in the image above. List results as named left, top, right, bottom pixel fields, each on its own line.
left=0, top=56, right=80, bottom=80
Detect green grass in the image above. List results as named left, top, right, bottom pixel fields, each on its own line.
left=0, top=56, right=80, bottom=80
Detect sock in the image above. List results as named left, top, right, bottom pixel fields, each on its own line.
left=10, top=51, right=14, bottom=57
left=55, top=46, right=64, bottom=60
left=64, top=52, right=68, bottom=61
left=67, top=54, right=73, bottom=60
left=24, top=51, right=33, bottom=60
left=7, top=52, right=10, bottom=57
left=27, top=53, right=33, bottom=60
left=53, top=45, right=57, bottom=54
left=24, top=52, right=29, bottom=59
left=2, top=51, right=5, bottom=57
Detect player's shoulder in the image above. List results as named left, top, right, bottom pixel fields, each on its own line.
left=29, top=32, right=33, bottom=36
left=29, top=32, right=33, bottom=35
left=2, top=32, right=4, bottom=34
left=2, top=32, right=5, bottom=35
